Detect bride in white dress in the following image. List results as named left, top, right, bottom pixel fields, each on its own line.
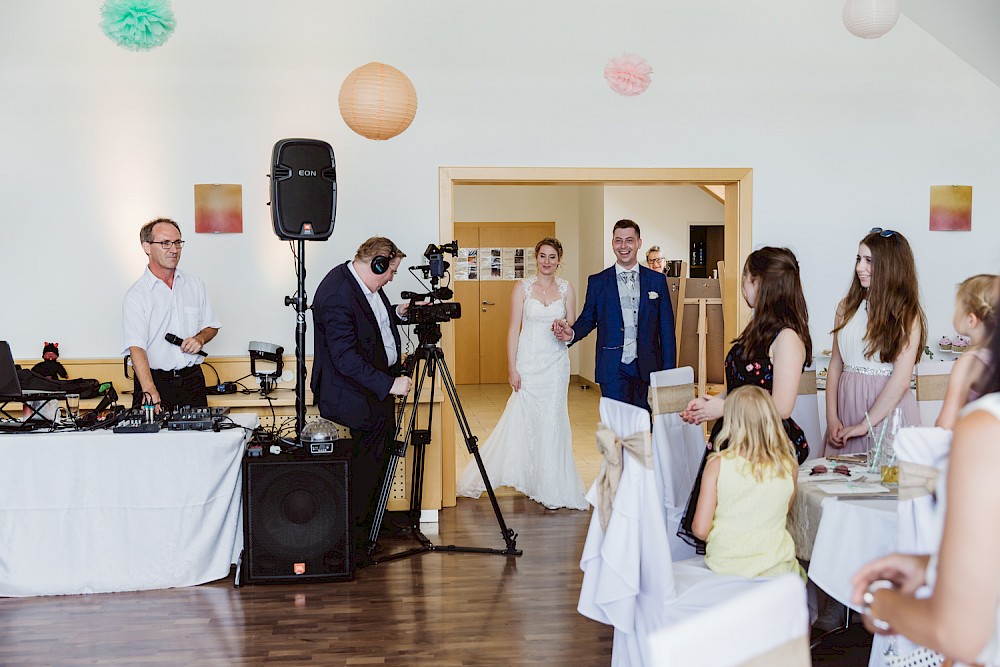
left=457, top=237, right=589, bottom=510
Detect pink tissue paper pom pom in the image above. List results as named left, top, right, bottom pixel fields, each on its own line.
left=604, top=53, right=653, bottom=97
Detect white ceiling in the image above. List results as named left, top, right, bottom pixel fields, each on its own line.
left=902, top=0, right=1000, bottom=88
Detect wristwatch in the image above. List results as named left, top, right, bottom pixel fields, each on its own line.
left=862, top=579, right=894, bottom=631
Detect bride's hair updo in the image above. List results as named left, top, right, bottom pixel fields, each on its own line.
left=535, top=237, right=563, bottom=259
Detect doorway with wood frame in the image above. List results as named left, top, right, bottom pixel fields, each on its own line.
left=437, top=167, right=754, bottom=503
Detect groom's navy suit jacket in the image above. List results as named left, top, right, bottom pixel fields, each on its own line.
left=570, top=265, right=676, bottom=386
left=311, top=261, right=402, bottom=432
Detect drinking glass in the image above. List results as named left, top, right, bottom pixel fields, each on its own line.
left=66, top=393, right=80, bottom=419
left=879, top=407, right=903, bottom=487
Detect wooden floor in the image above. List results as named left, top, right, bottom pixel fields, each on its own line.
left=0, top=383, right=873, bottom=666
left=0, top=497, right=611, bottom=666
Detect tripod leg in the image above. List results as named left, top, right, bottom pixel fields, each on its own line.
left=432, top=349, right=520, bottom=555
left=365, top=351, right=430, bottom=557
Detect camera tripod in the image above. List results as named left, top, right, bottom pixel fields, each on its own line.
left=366, top=321, right=522, bottom=563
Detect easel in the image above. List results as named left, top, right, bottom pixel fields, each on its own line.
left=669, top=260, right=726, bottom=400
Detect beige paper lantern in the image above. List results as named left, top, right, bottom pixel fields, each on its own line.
left=843, top=0, right=899, bottom=39
left=338, top=62, right=418, bottom=141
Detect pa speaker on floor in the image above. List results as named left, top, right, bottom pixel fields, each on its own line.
left=242, top=454, right=353, bottom=583
left=269, top=138, right=337, bottom=241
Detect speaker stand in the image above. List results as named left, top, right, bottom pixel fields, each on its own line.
left=283, top=239, right=309, bottom=439
left=366, top=323, right=521, bottom=565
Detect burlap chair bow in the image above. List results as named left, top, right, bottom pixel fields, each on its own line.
left=594, top=424, right=653, bottom=531
left=898, top=460, right=939, bottom=501
left=647, top=383, right=695, bottom=415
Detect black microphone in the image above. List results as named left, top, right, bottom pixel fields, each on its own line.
left=165, top=333, right=208, bottom=357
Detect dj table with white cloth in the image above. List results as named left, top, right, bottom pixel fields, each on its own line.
left=0, top=413, right=257, bottom=597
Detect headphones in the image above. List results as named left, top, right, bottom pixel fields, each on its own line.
left=371, top=247, right=397, bottom=275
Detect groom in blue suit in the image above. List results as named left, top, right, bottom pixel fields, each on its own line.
left=554, top=219, right=676, bottom=410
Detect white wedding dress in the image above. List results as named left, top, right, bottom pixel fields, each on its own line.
left=457, top=276, right=589, bottom=510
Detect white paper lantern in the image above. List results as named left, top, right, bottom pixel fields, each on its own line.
left=338, top=62, right=418, bottom=141
left=843, top=0, right=900, bottom=39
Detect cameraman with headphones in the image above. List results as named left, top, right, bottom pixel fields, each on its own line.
left=312, top=237, right=414, bottom=566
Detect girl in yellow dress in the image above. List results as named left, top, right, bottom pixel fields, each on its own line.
left=691, top=385, right=805, bottom=579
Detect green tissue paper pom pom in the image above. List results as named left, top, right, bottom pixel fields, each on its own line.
left=100, top=0, right=176, bottom=52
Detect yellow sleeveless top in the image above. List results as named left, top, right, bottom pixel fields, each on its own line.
left=705, top=455, right=804, bottom=580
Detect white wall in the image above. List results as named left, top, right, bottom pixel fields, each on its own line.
left=604, top=185, right=725, bottom=268
left=2, top=1, right=999, bottom=363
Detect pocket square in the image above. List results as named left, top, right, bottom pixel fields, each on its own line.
left=648, top=291, right=658, bottom=300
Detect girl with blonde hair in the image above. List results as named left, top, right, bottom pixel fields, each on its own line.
left=692, top=385, right=804, bottom=579
left=936, top=273, right=999, bottom=428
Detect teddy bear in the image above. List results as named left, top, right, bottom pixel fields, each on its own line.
left=31, top=342, right=68, bottom=380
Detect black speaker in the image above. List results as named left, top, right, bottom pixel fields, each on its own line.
left=269, top=138, right=337, bottom=240
left=242, top=454, right=353, bottom=583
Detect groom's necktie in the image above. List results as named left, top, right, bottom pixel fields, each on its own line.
left=619, top=270, right=637, bottom=287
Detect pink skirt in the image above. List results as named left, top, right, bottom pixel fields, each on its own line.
left=822, top=371, right=921, bottom=456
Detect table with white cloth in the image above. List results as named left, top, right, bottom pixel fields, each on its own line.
left=788, top=458, right=898, bottom=611
left=0, top=413, right=257, bottom=597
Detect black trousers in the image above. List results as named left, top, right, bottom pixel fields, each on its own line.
left=338, top=408, right=395, bottom=553
left=132, top=365, right=208, bottom=411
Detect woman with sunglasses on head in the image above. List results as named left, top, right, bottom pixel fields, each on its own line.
left=823, top=228, right=926, bottom=456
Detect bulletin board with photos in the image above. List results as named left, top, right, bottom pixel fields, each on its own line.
left=454, top=247, right=538, bottom=281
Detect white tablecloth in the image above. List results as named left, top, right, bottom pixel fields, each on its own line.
left=807, top=496, right=897, bottom=612
left=0, top=414, right=256, bottom=596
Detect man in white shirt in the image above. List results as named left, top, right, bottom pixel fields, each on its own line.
left=122, top=218, right=220, bottom=412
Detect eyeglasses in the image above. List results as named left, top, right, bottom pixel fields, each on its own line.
left=150, top=240, right=185, bottom=249
left=869, top=228, right=897, bottom=238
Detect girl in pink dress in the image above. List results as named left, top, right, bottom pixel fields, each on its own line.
left=823, top=228, right=926, bottom=456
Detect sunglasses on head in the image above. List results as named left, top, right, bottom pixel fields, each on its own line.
left=869, top=227, right=898, bottom=238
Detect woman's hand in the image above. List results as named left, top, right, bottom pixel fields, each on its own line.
left=680, top=395, right=724, bottom=425
left=509, top=370, right=521, bottom=392
left=839, top=422, right=870, bottom=442
left=851, top=553, right=930, bottom=605
left=679, top=398, right=703, bottom=424
left=825, top=418, right=845, bottom=448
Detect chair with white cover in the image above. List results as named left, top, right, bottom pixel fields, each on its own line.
left=647, top=574, right=810, bottom=667
left=870, top=426, right=952, bottom=666
left=579, top=398, right=768, bottom=666
left=915, top=361, right=953, bottom=427
left=789, top=366, right=822, bottom=461
left=578, top=397, right=674, bottom=667
left=895, top=426, right=951, bottom=554
left=649, top=367, right=705, bottom=561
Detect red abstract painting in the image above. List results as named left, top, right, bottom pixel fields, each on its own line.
left=195, top=184, right=243, bottom=234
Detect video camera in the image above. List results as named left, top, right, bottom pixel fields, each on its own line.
left=413, top=241, right=458, bottom=280
left=402, top=241, right=462, bottom=325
